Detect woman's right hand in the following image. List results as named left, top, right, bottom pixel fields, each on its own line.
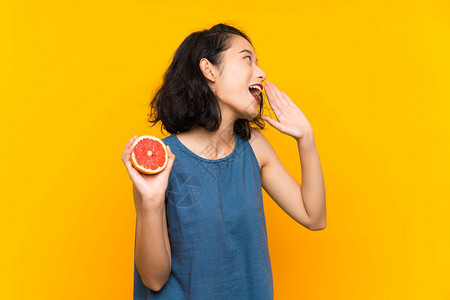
left=121, top=135, right=176, bottom=209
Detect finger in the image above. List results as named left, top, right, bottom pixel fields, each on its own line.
left=164, top=145, right=176, bottom=172
left=124, top=135, right=137, bottom=152
left=264, top=83, right=279, bottom=104
left=123, top=151, right=141, bottom=181
left=264, top=85, right=283, bottom=117
left=128, top=135, right=139, bottom=154
left=263, top=116, right=282, bottom=129
left=269, top=82, right=283, bottom=99
left=128, top=135, right=137, bottom=145
left=170, top=145, right=176, bottom=157
left=266, top=81, right=281, bottom=100
left=127, top=162, right=141, bottom=180
left=270, top=83, right=290, bottom=107
left=122, top=137, right=134, bottom=162
left=281, top=91, right=295, bottom=107
left=123, top=135, right=138, bottom=165
left=271, top=102, right=283, bottom=120
left=129, top=135, right=138, bottom=147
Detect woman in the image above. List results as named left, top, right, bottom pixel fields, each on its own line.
left=122, top=23, right=326, bottom=299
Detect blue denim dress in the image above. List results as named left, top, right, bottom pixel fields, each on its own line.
left=133, top=129, right=274, bottom=299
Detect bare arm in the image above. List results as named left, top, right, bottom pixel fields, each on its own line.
left=260, top=81, right=327, bottom=230
left=254, top=128, right=326, bottom=230
left=135, top=191, right=171, bottom=292
left=122, top=136, right=175, bottom=291
left=296, top=132, right=326, bottom=229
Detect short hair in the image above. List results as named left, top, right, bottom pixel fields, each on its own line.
left=147, top=23, right=266, bottom=141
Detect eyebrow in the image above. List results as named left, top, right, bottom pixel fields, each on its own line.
left=238, top=49, right=258, bottom=64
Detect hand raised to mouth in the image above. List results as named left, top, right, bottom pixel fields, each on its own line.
left=262, top=80, right=314, bottom=141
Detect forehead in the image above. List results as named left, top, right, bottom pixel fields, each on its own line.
left=228, top=35, right=256, bottom=56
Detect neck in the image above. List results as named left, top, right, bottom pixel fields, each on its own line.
left=190, top=122, right=235, bottom=148
left=176, top=120, right=236, bottom=160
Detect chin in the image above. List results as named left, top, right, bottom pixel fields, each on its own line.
left=244, top=106, right=260, bottom=119
left=233, top=97, right=261, bottom=119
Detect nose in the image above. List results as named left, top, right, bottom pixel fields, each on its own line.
left=256, top=65, right=266, bottom=82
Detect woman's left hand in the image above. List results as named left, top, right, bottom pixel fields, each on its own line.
left=262, top=80, right=314, bottom=140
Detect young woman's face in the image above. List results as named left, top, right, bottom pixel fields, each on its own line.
left=212, top=35, right=266, bottom=120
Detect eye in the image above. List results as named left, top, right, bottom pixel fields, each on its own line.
left=244, top=56, right=252, bottom=61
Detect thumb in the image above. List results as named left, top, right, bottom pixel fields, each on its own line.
left=165, top=145, right=176, bottom=170
left=263, top=116, right=280, bottom=127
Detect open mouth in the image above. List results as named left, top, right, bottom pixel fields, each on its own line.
left=249, top=84, right=262, bottom=104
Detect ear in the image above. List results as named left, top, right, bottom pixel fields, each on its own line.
left=199, top=58, right=217, bottom=83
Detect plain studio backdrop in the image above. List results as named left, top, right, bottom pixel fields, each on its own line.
left=1, top=0, right=449, bottom=299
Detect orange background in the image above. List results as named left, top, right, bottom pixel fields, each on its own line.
left=1, top=0, right=449, bottom=299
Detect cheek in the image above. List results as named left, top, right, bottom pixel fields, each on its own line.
left=223, top=65, right=246, bottom=88
left=214, top=67, right=250, bottom=101
left=216, top=79, right=242, bottom=100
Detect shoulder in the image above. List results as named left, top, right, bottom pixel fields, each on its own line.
left=248, top=127, right=273, bottom=171
left=162, top=134, right=176, bottom=148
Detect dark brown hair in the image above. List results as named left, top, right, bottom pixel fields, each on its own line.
left=147, top=22, right=266, bottom=140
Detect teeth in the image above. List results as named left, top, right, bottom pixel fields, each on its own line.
left=249, top=84, right=262, bottom=92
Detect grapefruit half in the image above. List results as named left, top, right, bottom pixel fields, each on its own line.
left=130, top=135, right=169, bottom=174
